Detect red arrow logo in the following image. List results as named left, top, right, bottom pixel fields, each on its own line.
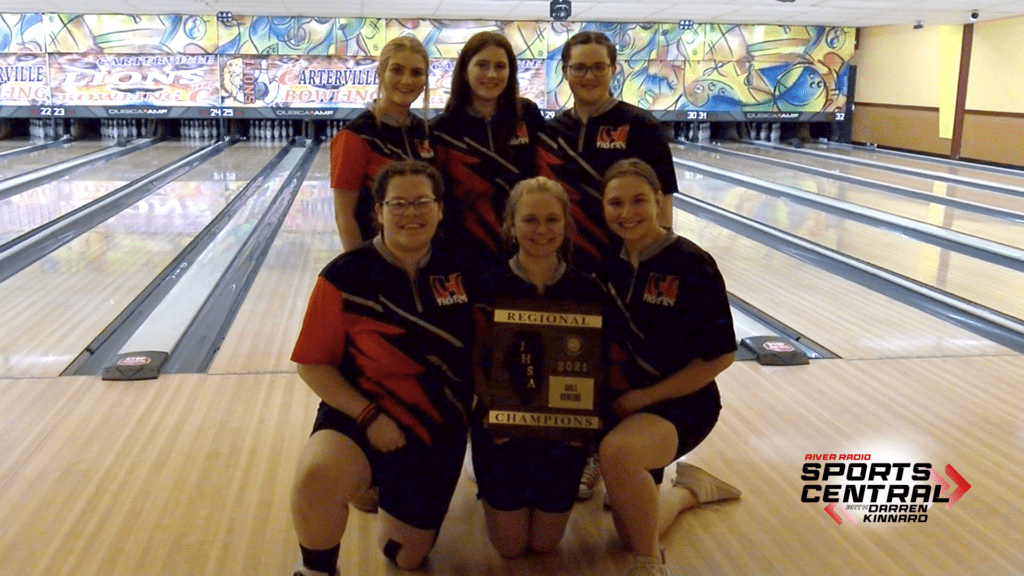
left=931, top=465, right=971, bottom=509
left=824, top=503, right=857, bottom=525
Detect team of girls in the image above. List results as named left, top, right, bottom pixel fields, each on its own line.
left=296, top=30, right=735, bottom=576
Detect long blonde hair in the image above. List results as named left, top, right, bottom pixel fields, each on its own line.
left=377, top=36, right=431, bottom=125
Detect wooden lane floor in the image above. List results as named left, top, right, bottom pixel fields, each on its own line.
left=0, top=141, right=216, bottom=244
left=0, top=137, right=29, bottom=150
left=678, top=144, right=1024, bottom=249
left=721, top=142, right=1024, bottom=214
left=2, top=354, right=1021, bottom=575
left=675, top=169, right=1024, bottom=324
left=0, top=143, right=285, bottom=378
left=806, top=141, right=1024, bottom=191
left=208, top=145, right=335, bottom=375
left=670, top=208, right=1015, bottom=359
left=0, top=140, right=112, bottom=180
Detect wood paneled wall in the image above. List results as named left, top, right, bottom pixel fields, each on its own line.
left=961, top=111, right=1024, bottom=167
left=851, top=102, right=1024, bottom=168
left=850, top=103, right=951, bottom=157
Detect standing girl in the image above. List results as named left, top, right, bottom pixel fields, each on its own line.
left=599, top=158, right=738, bottom=576
left=470, top=176, right=604, bottom=558
left=538, top=31, right=677, bottom=270
left=432, top=31, right=544, bottom=273
left=330, top=36, right=434, bottom=251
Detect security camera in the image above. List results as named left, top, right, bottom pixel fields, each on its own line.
left=970, top=9, right=979, bottom=21
left=550, top=0, right=571, bottom=21
left=913, top=21, right=923, bottom=30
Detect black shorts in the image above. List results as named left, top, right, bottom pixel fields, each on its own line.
left=470, top=423, right=589, bottom=514
left=312, top=401, right=467, bottom=530
left=604, top=382, right=721, bottom=484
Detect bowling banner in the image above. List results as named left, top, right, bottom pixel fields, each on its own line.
left=385, top=20, right=549, bottom=59
left=0, top=54, right=49, bottom=106
left=48, top=54, right=220, bottom=107
left=45, top=14, right=220, bottom=54
left=543, top=22, right=853, bottom=117
left=1, top=13, right=46, bottom=52
left=220, top=55, right=378, bottom=108
left=216, top=16, right=382, bottom=56
left=1, top=13, right=854, bottom=119
left=217, top=56, right=548, bottom=111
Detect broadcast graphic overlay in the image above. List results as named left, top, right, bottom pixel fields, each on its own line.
left=800, top=453, right=972, bottom=525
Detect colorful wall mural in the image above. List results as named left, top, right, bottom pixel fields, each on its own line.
left=0, top=13, right=855, bottom=120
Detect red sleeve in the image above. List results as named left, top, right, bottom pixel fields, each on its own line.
left=330, top=130, right=369, bottom=191
left=291, top=277, right=348, bottom=365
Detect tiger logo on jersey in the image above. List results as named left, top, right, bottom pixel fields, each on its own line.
left=642, top=273, right=679, bottom=306
left=509, top=120, right=530, bottom=145
left=414, top=139, right=434, bottom=159
left=430, top=273, right=468, bottom=305
left=596, top=124, right=629, bottom=149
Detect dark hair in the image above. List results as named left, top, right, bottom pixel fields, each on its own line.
left=602, top=158, right=661, bottom=195
left=502, top=176, right=575, bottom=261
left=446, top=31, right=522, bottom=158
left=447, top=32, right=519, bottom=117
left=561, top=31, right=617, bottom=68
left=371, top=160, right=445, bottom=204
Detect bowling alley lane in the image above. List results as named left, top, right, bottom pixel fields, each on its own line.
left=0, top=141, right=220, bottom=244
left=804, top=141, right=1024, bottom=191
left=675, top=144, right=1024, bottom=249
left=0, top=141, right=285, bottom=378
left=207, top=145, right=335, bottom=375
left=672, top=167, right=1024, bottom=324
left=717, top=142, right=1024, bottom=214
left=0, top=140, right=112, bottom=180
left=668, top=207, right=1015, bottom=359
left=0, top=138, right=30, bottom=154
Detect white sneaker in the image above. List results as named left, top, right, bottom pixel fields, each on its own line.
left=673, top=462, right=741, bottom=504
left=578, top=454, right=601, bottom=500
left=623, top=555, right=670, bottom=576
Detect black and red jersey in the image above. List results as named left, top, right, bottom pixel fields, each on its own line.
left=291, top=237, right=474, bottom=445
left=603, top=232, right=736, bottom=396
left=537, top=99, right=678, bottom=268
left=330, top=108, right=435, bottom=243
left=431, top=98, right=544, bottom=272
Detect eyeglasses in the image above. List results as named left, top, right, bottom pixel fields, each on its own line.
left=381, top=197, right=438, bottom=215
left=566, top=63, right=612, bottom=78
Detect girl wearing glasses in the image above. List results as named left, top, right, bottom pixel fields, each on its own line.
left=469, top=176, right=605, bottom=558
left=599, top=159, right=739, bottom=576
left=290, top=161, right=474, bottom=576
left=538, top=31, right=678, bottom=271
left=330, top=36, right=435, bottom=252
left=432, top=31, right=545, bottom=273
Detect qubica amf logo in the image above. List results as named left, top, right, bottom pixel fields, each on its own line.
left=800, top=454, right=971, bottom=525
